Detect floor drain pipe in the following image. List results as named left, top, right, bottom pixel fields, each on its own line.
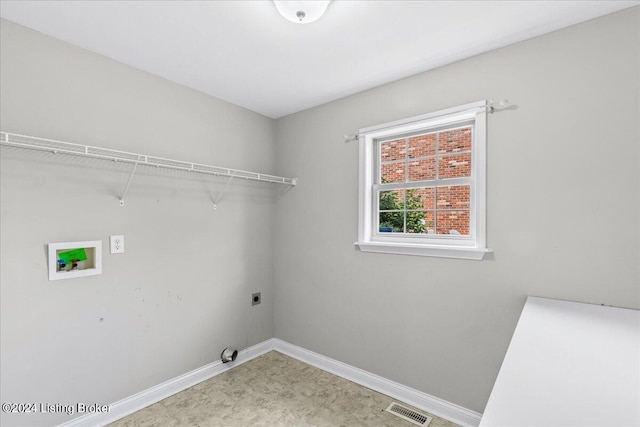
left=221, top=347, right=238, bottom=363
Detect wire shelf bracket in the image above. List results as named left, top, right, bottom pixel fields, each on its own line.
left=208, top=175, right=235, bottom=210
left=1, top=131, right=297, bottom=207
left=119, top=160, right=140, bottom=206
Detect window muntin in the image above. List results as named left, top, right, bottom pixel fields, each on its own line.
left=356, top=100, right=489, bottom=259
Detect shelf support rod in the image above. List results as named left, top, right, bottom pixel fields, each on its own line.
left=119, top=159, right=140, bottom=206
left=211, top=175, right=235, bottom=210
left=275, top=180, right=295, bottom=200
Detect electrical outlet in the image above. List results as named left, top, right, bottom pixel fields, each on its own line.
left=110, top=235, right=124, bottom=254
left=251, top=292, right=261, bottom=306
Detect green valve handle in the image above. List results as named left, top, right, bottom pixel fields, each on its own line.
left=57, top=248, right=87, bottom=263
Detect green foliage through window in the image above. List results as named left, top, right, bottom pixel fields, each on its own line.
left=379, top=187, right=432, bottom=233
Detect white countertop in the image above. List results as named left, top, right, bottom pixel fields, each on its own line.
left=480, top=296, right=640, bottom=427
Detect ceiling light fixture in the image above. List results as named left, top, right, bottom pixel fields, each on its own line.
left=273, top=1, right=331, bottom=24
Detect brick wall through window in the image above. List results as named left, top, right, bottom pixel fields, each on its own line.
left=379, top=126, right=472, bottom=235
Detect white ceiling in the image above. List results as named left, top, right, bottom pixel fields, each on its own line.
left=1, top=1, right=638, bottom=118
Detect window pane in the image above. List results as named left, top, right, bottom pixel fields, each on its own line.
left=408, top=133, right=436, bottom=158
left=408, top=187, right=434, bottom=210
left=439, top=127, right=472, bottom=154
left=438, top=153, right=471, bottom=178
left=436, top=211, right=470, bottom=235
left=381, top=162, right=405, bottom=183
left=406, top=211, right=434, bottom=234
left=380, top=138, right=405, bottom=162
left=408, top=158, right=436, bottom=181
left=379, top=189, right=405, bottom=211
left=379, top=211, right=404, bottom=233
left=436, top=185, right=470, bottom=210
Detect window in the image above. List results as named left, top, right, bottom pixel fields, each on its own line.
left=356, top=101, right=491, bottom=260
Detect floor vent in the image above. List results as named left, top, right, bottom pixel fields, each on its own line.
left=385, top=402, right=433, bottom=426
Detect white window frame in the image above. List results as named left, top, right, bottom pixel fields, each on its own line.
left=355, top=100, right=492, bottom=260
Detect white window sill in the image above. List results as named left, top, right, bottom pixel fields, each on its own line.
left=355, top=241, right=492, bottom=260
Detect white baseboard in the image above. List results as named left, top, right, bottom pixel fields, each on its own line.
left=57, top=340, right=274, bottom=427
left=59, top=338, right=481, bottom=427
left=272, top=339, right=482, bottom=427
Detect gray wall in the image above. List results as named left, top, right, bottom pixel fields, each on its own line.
left=273, top=7, right=640, bottom=414
left=1, top=19, right=276, bottom=426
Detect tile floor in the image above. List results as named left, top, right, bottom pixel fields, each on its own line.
left=110, top=351, right=460, bottom=427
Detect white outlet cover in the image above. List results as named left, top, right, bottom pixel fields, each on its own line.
left=110, top=235, right=124, bottom=254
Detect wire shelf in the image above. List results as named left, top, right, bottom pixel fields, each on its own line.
left=0, top=131, right=297, bottom=186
